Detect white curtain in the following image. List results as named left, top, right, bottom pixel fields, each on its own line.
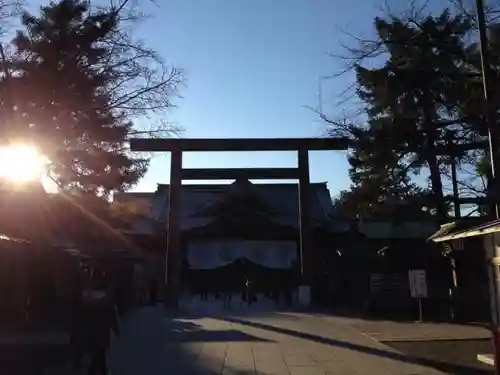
left=187, top=240, right=297, bottom=270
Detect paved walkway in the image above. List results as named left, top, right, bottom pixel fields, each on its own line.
left=46, top=295, right=457, bottom=375
left=333, top=315, right=491, bottom=342
left=107, top=309, right=448, bottom=375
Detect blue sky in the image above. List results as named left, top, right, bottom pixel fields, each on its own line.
left=27, top=0, right=450, bottom=196
left=132, top=0, right=392, bottom=196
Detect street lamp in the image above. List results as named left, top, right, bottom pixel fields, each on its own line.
left=476, top=0, right=500, bottom=373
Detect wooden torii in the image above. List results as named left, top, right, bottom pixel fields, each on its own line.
left=130, top=137, right=349, bottom=308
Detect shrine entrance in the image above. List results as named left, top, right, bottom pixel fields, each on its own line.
left=130, top=137, right=349, bottom=308
left=186, top=239, right=298, bottom=300
left=188, top=257, right=296, bottom=305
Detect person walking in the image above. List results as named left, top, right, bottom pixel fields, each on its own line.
left=80, top=276, right=120, bottom=375
left=245, top=278, right=254, bottom=307
left=222, top=284, right=232, bottom=309
left=70, top=276, right=85, bottom=369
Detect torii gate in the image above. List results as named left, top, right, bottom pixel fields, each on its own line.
left=130, top=137, right=349, bottom=308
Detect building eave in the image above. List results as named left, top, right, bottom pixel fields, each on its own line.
left=431, top=218, right=500, bottom=242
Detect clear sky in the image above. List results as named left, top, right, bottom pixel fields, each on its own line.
left=131, top=0, right=394, bottom=196
left=27, top=0, right=449, bottom=196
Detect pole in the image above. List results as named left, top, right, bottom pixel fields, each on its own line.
left=476, top=0, right=500, bottom=372
left=297, top=148, right=311, bottom=279
left=476, top=0, right=500, bottom=218
left=298, top=148, right=312, bottom=306
left=418, top=298, right=423, bottom=323
left=165, top=150, right=182, bottom=309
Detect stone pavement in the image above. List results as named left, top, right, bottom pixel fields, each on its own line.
left=47, top=295, right=458, bottom=375
left=0, top=332, right=68, bottom=345
left=332, top=315, right=491, bottom=342
left=109, top=309, right=450, bottom=375
left=0, top=332, right=70, bottom=375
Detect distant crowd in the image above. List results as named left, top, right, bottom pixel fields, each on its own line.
left=196, top=276, right=295, bottom=309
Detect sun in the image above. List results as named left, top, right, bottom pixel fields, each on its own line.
left=0, top=144, right=46, bottom=184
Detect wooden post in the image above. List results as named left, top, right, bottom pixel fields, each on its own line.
left=297, top=148, right=311, bottom=282
left=165, top=149, right=182, bottom=308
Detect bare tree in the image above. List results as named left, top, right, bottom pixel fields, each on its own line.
left=0, top=0, right=186, bottom=193
left=0, top=0, right=23, bottom=37
left=89, top=0, right=185, bottom=137
left=319, top=1, right=489, bottom=215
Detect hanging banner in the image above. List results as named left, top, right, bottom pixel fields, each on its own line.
left=187, top=240, right=297, bottom=270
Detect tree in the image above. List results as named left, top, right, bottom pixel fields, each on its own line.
left=0, top=0, right=22, bottom=37
left=357, top=12, right=477, bottom=220
left=332, top=183, right=442, bottom=220
left=323, top=8, right=488, bottom=221
left=0, top=0, right=183, bottom=195
left=45, top=189, right=150, bottom=244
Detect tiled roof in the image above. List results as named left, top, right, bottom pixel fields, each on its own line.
left=123, top=180, right=346, bottom=234
left=155, top=181, right=334, bottom=228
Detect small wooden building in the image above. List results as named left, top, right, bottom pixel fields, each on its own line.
left=329, top=220, right=446, bottom=318
left=428, top=218, right=491, bottom=321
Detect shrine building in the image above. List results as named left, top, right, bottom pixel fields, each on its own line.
left=118, top=178, right=353, bottom=292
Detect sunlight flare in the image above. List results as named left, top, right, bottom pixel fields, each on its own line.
left=0, top=144, right=46, bottom=183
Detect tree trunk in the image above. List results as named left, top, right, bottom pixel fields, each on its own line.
left=451, top=157, right=461, bottom=218
left=423, top=93, right=447, bottom=222
left=425, top=139, right=447, bottom=220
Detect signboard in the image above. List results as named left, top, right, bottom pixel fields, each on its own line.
left=298, top=285, right=311, bottom=306
left=370, top=273, right=384, bottom=295
left=409, top=269, right=428, bottom=298
left=370, top=273, right=406, bottom=297
left=452, top=239, right=464, bottom=251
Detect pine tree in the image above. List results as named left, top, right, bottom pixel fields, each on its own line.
left=0, top=0, right=182, bottom=195
left=343, top=11, right=476, bottom=221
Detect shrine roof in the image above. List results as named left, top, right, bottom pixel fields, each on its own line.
left=118, top=180, right=347, bottom=233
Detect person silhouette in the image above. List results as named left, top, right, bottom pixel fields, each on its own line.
left=78, top=271, right=120, bottom=375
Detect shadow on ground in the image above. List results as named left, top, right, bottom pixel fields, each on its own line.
left=218, top=316, right=494, bottom=375
left=108, top=307, right=275, bottom=375
left=386, top=339, right=493, bottom=375
left=165, top=318, right=273, bottom=343
left=0, top=344, right=69, bottom=375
